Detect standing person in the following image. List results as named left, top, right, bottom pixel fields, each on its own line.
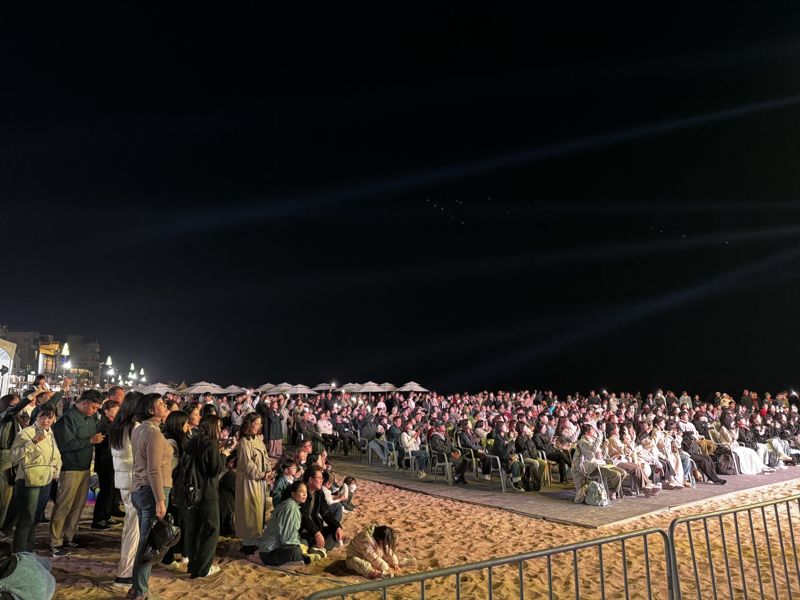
left=49, top=389, right=104, bottom=557
left=92, top=392, right=123, bottom=530
left=184, top=415, right=226, bottom=579
left=109, top=391, right=144, bottom=589
left=9, top=405, right=61, bottom=553
left=129, top=394, right=172, bottom=600
left=264, top=400, right=284, bottom=458
left=235, top=413, right=271, bottom=555
left=160, top=410, right=191, bottom=569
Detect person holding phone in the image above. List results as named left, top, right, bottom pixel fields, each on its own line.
left=49, top=389, right=104, bottom=557
left=10, top=405, right=61, bottom=553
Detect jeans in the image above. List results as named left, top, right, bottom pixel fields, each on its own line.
left=12, top=480, right=50, bottom=553
left=410, top=450, right=428, bottom=471
left=131, top=486, right=170, bottom=597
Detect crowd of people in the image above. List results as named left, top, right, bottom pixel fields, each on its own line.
left=0, top=378, right=797, bottom=599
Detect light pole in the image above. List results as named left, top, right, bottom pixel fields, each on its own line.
left=60, top=342, right=71, bottom=385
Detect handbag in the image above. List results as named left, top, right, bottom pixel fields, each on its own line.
left=142, top=514, right=182, bottom=564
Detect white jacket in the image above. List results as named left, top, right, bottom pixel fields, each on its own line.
left=111, top=423, right=139, bottom=490
left=12, top=425, right=61, bottom=485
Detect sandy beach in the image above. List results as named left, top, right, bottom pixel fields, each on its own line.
left=46, top=473, right=800, bottom=600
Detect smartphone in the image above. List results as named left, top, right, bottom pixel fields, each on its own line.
left=35, top=425, right=44, bottom=438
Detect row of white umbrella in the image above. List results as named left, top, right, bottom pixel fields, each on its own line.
left=136, top=380, right=429, bottom=396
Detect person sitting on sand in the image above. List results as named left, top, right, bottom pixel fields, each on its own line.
left=300, top=465, right=343, bottom=551
left=345, top=524, right=400, bottom=579
left=271, top=459, right=299, bottom=509
left=0, top=539, right=56, bottom=599
left=249, top=480, right=322, bottom=567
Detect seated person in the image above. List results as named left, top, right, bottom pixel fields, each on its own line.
left=249, top=481, right=322, bottom=567
left=300, top=465, right=343, bottom=551
left=320, top=471, right=344, bottom=523
left=490, top=423, right=526, bottom=491
left=399, top=423, right=428, bottom=478
left=457, top=420, right=492, bottom=478
left=428, top=423, right=469, bottom=484
left=335, top=476, right=357, bottom=511
left=345, top=524, right=400, bottom=580
left=573, top=423, right=625, bottom=499
left=270, top=459, right=299, bottom=509
left=0, top=540, right=56, bottom=600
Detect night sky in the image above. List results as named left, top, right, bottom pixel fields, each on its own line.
left=5, top=6, right=800, bottom=394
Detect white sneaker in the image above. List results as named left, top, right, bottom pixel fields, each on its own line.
left=202, top=564, right=221, bottom=577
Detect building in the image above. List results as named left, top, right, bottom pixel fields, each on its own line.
left=0, top=326, right=102, bottom=389
left=63, top=334, right=101, bottom=387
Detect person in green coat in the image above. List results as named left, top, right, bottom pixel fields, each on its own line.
left=250, top=480, right=314, bottom=566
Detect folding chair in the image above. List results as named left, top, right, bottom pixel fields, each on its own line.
left=486, top=454, right=508, bottom=493
left=430, top=450, right=453, bottom=486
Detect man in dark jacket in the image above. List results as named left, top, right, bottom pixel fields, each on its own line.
left=50, top=389, right=104, bottom=555
left=428, top=423, right=469, bottom=484
left=91, top=389, right=123, bottom=530
left=457, top=420, right=492, bottom=478
left=334, top=416, right=360, bottom=456
left=300, top=465, right=342, bottom=551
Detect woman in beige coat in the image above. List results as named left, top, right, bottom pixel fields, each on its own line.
left=235, top=413, right=271, bottom=554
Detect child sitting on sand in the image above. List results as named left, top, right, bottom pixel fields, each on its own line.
left=345, top=524, right=400, bottom=579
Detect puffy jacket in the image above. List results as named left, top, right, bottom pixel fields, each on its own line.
left=11, top=425, right=62, bottom=486
left=111, top=423, right=139, bottom=490
left=346, top=523, right=399, bottom=572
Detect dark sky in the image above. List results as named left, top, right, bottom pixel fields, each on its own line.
left=5, top=6, right=800, bottom=394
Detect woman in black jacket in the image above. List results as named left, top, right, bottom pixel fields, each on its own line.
left=184, top=415, right=227, bottom=578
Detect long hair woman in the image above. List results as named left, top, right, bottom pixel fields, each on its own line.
left=108, top=391, right=144, bottom=589
left=184, top=414, right=226, bottom=578
left=235, top=412, right=271, bottom=554
left=129, top=394, right=172, bottom=600
left=160, top=410, right=190, bottom=568
left=248, top=480, right=309, bottom=567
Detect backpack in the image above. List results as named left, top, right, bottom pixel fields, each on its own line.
left=522, top=463, right=541, bottom=492
left=585, top=480, right=610, bottom=506
left=171, top=450, right=202, bottom=510
left=717, top=446, right=736, bottom=475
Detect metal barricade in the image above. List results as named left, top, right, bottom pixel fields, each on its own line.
left=305, top=527, right=675, bottom=600
left=668, top=493, right=800, bottom=600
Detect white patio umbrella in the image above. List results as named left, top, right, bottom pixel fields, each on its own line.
left=266, top=382, right=293, bottom=395
left=182, top=381, right=226, bottom=395
left=285, top=384, right=318, bottom=396
left=379, top=382, right=397, bottom=392
left=256, top=382, right=274, bottom=392
left=222, top=385, right=247, bottom=395
left=312, top=383, right=335, bottom=392
left=339, top=383, right=362, bottom=393
left=358, top=381, right=383, bottom=393
left=397, top=381, right=429, bottom=393
left=141, top=383, right=177, bottom=395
